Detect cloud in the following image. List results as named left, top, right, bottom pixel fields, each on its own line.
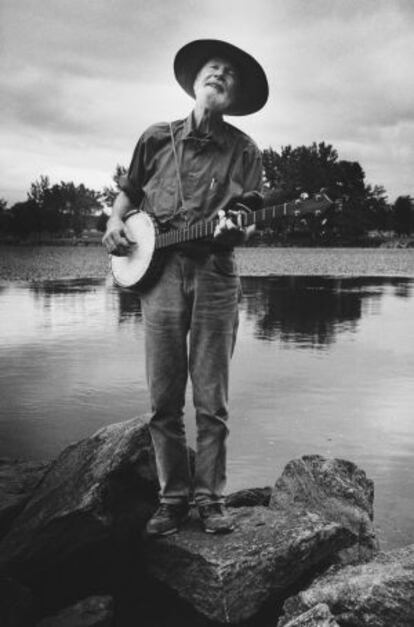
left=0, top=0, right=413, bottom=203
left=1, top=68, right=92, bottom=136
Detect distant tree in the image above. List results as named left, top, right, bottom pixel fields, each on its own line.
left=102, top=164, right=127, bottom=208
left=26, top=175, right=63, bottom=233
left=364, top=185, right=391, bottom=231
left=27, top=175, right=51, bottom=206
left=9, top=200, right=41, bottom=236
left=56, top=182, right=102, bottom=234
left=393, top=196, right=413, bottom=235
left=12, top=176, right=103, bottom=236
left=262, top=143, right=390, bottom=243
left=262, top=142, right=341, bottom=202
left=0, top=198, right=11, bottom=235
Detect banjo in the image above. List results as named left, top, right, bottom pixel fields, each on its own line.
left=111, top=193, right=333, bottom=290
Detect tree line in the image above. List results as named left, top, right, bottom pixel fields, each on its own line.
left=0, top=143, right=412, bottom=244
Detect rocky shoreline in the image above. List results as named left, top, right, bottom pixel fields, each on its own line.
left=1, top=416, right=413, bottom=626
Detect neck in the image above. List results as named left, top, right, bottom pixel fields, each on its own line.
left=193, top=103, right=223, bottom=129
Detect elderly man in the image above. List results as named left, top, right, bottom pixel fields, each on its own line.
left=103, top=39, right=268, bottom=536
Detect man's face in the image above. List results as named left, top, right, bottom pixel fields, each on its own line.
left=193, top=57, right=239, bottom=113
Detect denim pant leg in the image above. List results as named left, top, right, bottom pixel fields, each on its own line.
left=140, top=253, right=192, bottom=504
left=189, top=252, right=240, bottom=505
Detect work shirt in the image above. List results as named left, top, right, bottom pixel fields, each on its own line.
left=119, top=112, right=263, bottom=229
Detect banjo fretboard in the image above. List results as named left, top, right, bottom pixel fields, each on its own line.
left=155, top=194, right=332, bottom=250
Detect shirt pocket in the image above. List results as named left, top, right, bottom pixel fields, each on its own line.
left=145, top=176, right=178, bottom=223
left=200, top=172, right=227, bottom=219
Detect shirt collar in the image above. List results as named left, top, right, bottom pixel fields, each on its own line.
left=180, top=112, right=229, bottom=148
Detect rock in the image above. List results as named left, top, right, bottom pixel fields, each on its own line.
left=0, top=416, right=158, bottom=600
left=277, top=544, right=414, bottom=627
left=270, top=455, right=378, bottom=563
left=36, top=595, right=113, bottom=627
left=0, top=575, right=35, bottom=627
left=145, top=504, right=356, bottom=624
left=225, top=486, right=272, bottom=508
left=279, top=602, right=339, bottom=626
left=0, top=458, right=50, bottom=539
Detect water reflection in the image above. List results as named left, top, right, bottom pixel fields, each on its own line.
left=116, top=288, right=142, bottom=322
left=26, top=279, right=142, bottom=330
left=23, top=275, right=412, bottom=349
left=241, top=276, right=410, bottom=347
left=393, top=281, right=412, bottom=299
left=30, top=278, right=104, bottom=297
left=1, top=275, right=413, bottom=550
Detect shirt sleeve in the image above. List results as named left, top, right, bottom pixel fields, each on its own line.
left=242, top=141, right=264, bottom=196
left=118, top=131, right=150, bottom=208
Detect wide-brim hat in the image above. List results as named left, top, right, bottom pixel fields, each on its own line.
left=174, top=39, right=269, bottom=116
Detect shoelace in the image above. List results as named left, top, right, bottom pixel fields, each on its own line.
left=157, top=503, right=171, bottom=515
left=200, top=503, right=224, bottom=515
left=156, top=503, right=187, bottom=516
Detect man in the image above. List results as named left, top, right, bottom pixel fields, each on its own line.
left=103, top=39, right=268, bottom=536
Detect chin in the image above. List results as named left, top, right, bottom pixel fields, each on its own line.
left=195, top=86, right=228, bottom=111
left=205, top=94, right=231, bottom=113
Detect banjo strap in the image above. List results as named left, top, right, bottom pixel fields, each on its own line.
left=169, top=122, right=186, bottom=218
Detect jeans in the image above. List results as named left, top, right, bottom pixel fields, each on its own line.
left=140, top=249, right=240, bottom=505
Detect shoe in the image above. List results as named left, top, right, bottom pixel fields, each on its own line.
left=198, top=503, right=234, bottom=534
left=146, top=502, right=189, bottom=537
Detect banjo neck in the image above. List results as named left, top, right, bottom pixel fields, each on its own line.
left=155, top=193, right=332, bottom=250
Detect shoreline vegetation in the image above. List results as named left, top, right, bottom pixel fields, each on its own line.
left=0, top=244, right=413, bottom=283
left=2, top=144, right=413, bottom=248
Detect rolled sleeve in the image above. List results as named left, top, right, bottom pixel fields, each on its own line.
left=242, top=142, right=264, bottom=197
left=119, top=133, right=149, bottom=208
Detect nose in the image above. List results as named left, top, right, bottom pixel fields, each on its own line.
left=212, top=73, right=226, bottom=87
left=212, top=66, right=225, bottom=79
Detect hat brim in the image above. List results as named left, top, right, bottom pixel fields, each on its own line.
left=174, top=39, right=269, bottom=116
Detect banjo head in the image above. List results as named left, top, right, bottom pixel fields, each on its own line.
left=111, top=211, right=156, bottom=288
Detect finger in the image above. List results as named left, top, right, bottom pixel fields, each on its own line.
left=111, top=231, right=133, bottom=249
left=245, top=225, right=256, bottom=238
left=122, top=228, right=136, bottom=245
left=118, top=234, right=134, bottom=247
left=104, top=232, right=130, bottom=255
left=214, top=222, right=225, bottom=237
left=235, top=203, right=250, bottom=215
left=225, top=218, right=237, bottom=230
left=214, top=214, right=227, bottom=237
left=103, top=233, right=115, bottom=251
left=110, top=246, right=130, bottom=257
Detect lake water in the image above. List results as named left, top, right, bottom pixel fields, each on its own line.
left=1, top=272, right=413, bottom=551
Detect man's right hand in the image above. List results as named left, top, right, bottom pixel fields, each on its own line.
left=102, top=216, right=136, bottom=256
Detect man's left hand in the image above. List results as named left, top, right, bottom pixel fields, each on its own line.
left=213, top=205, right=255, bottom=245
left=213, top=190, right=263, bottom=245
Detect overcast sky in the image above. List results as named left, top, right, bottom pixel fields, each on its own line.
left=1, top=0, right=413, bottom=205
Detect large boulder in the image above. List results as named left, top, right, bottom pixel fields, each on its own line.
left=225, top=486, right=272, bottom=508
left=36, top=596, right=114, bottom=627
left=145, top=505, right=356, bottom=624
left=0, top=459, right=49, bottom=539
left=0, top=575, right=35, bottom=627
left=144, top=455, right=377, bottom=624
left=277, top=544, right=414, bottom=626
left=279, top=603, right=339, bottom=626
left=0, top=416, right=158, bottom=601
left=270, top=455, right=378, bottom=563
